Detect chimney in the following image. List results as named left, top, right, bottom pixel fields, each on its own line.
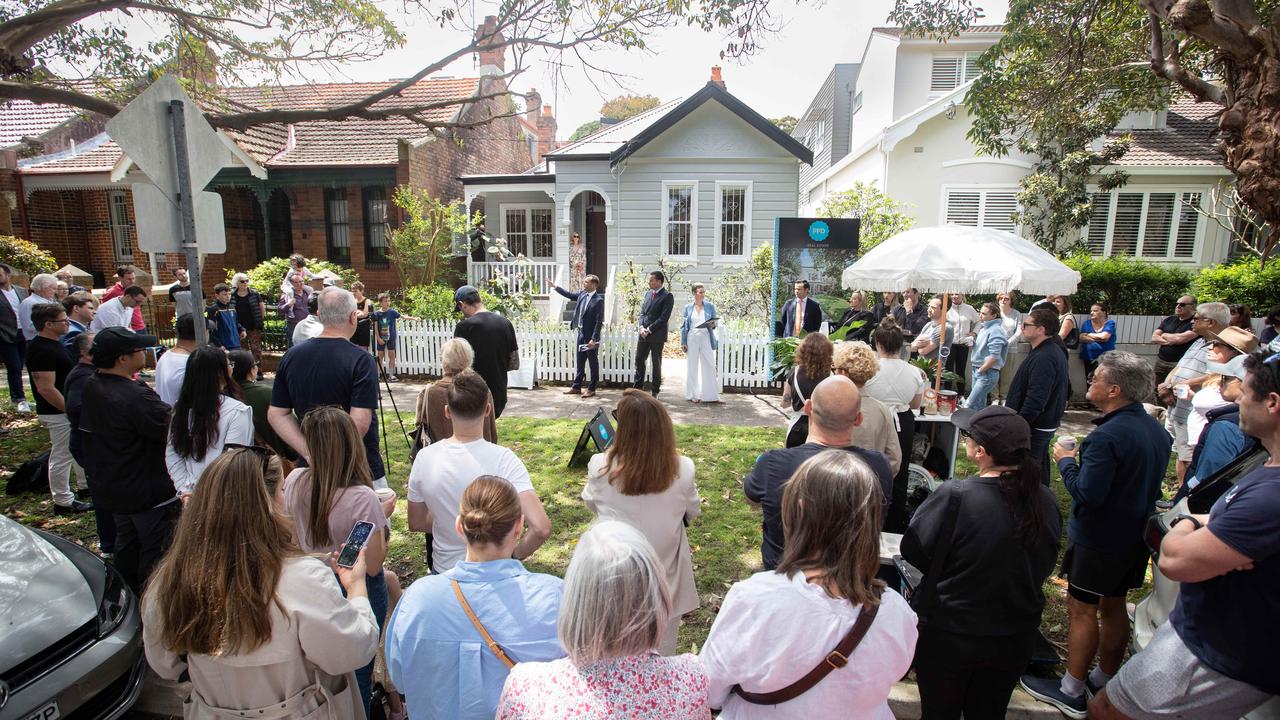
left=709, top=65, right=726, bottom=91
left=525, top=88, right=542, bottom=125
left=536, top=104, right=558, bottom=163
left=475, top=15, right=505, bottom=75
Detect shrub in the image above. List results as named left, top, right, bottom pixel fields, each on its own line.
left=231, top=256, right=360, bottom=301
left=1191, top=257, right=1280, bottom=312
left=399, top=283, right=500, bottom=321
left=712, top=244, right=776, bottom=320
left=0, top=235, right=58, bottom=276
left=1064, top=254, right=1194, bottom=315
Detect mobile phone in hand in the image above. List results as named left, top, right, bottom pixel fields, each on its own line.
left=336, top=521, right=376, bottom=568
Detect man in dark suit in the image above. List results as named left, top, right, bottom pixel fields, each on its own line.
left=0, top=263, right=31, bottom=410
left=779, top=280, right=823, bottom=338
left=633, top=270, right=674, bottom=397
left=552, top=273, right=605, bottom=397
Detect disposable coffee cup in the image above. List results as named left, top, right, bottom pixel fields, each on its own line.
left=1174, top=384, right=1191, bottom=400
left=1057, top=436, right=1077, bottom=451
left=375, top=488, right=396, bottom=503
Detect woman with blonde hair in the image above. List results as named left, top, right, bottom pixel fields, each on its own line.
left=783, top=333, right=834, bottom=447
left=282, top=407, right=390, bottom=713
left=584, top=389, right=702, bottom=653
left=702, top=450, right=918, bottom=718
left=496, top=520, right=712, bottom=719
left=387, top=476, right=564, bottom=719
left=414, top=337, right=497, bottom=446
left=832, top=341, right=902, bottom=474
left=143, top=448, right=378, bottom=719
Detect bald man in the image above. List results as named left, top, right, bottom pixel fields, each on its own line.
left=744, top=375, right=894, bottom=569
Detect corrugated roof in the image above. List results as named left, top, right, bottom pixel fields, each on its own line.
left=1112, top=99, right=1223, bottom=166
left=545, top=99, right=683, bottom=157
left=0, top=99, right=82, bottom=147
left=873, top=24, right=1004, bottom=38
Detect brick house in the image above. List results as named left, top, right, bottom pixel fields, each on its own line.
left=1, top=16, right=552, bottom=294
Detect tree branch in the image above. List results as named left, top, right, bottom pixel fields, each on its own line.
left=0, top=79, right=121, bottom=116
left=1145, top=10, right=1227, bottom=104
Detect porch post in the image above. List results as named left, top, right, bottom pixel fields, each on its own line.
left=257, top=183, right=272, bottom=259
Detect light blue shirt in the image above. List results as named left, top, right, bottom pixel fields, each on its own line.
left=385, top=559, right=564, bottom=720
left=971, top=317, right=1009, bottom=370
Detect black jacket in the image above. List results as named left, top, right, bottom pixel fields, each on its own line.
left=638, top=287, right=674, bottom=340
left=836, top=308, right=876, bottom=342
left=902, top=476, right=1062, bottom=635
left=1006, top=337, right=1068, bottom=430
left=79, top=373, right=175, bottom=514
left=555, top=287, right=604, bottom=344
left=0, top=285, right=28, bottom=343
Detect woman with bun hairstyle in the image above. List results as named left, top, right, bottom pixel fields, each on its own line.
left=386, top=475, right=564, bottom=720
left=862, top=318, right=927, bottom=532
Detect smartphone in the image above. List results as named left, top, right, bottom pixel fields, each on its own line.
left=336, top=521, right=376, bottom=568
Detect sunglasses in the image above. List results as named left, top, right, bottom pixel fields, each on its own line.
left=224, top=443, right=274, bottom=473
left=1176, top=302, right=1191, bottom=307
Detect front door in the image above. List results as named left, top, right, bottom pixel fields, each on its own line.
left=586, top=193, right=608, bottom=290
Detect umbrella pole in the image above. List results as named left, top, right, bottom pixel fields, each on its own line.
left=936, top=292, right=950, bottom=399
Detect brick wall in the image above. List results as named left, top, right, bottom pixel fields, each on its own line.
left=22, top=189, right=119, bottom=285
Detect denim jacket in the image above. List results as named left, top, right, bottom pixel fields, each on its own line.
left=680, top=301, right=719, bottom=350
left=971, top=318, right=1009, bottom=371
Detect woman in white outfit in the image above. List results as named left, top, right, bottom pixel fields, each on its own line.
left=681, top=283, right=720, bottom=403
left=165, top=345, right=253, bottom=496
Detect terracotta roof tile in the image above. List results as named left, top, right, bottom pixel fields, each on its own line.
left=0, top=99, right=82, bottom=147
left=1112, top=99, right=1223, bottom=166
left=18, top=137, right=121, bottom=173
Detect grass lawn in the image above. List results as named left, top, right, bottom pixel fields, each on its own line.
left=2, top=405, right=1174, bottom=658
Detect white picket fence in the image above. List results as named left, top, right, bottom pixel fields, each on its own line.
left=466, top=260, right=558, bottom=295
left=391, top=318, right=774, bottom=387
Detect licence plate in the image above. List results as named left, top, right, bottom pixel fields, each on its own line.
left=23, top=700, right=60, bottom=720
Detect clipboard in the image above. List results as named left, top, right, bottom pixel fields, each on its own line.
left=696, top=316, right=720, bottom=329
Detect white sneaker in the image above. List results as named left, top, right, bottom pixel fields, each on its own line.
left=16, top=400, right=31, bottom=413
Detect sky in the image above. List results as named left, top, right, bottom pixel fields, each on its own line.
left=317, top=0, right=1009, bottom=138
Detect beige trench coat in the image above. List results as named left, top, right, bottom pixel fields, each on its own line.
left=143, top=556, right=379, bottom=720
left=850, top=394, right=903, bottom=475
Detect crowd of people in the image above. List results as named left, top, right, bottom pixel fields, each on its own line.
left=2, top=256, right=1278, bottom=720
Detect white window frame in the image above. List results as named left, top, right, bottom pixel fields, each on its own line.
left=1081, top=186, right=1206, bottom=262
left=714, top=181, right=753, bottom=262
left=939, top=185, right=1021, bottom=233
left=660, top=180, right=699, bottom=260
left=499, top=204, right=556, bottom=259
left=107, top=190, right=134, bottom=263
left=930, top=51, right=983, bottom=98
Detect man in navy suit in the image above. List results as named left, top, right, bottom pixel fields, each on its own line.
left=779, top=280, right=824, bottom=338
left=633, top=270, right=674, bottom=397
left=552, top=273, right=605, bottom=397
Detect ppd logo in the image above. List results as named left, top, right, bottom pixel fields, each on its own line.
left=808, top=220, right=830, bottom=242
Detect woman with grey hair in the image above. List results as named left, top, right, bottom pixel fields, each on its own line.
left=496, top=520, right=712, bottom=719
left=20, top=272, right=60, bottom=341
left=701, top=450, right=918, bottom=718
left=415, top=337, right=496, bottom=445
left=230, top=272, right=265, bottom=361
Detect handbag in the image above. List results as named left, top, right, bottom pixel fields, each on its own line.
left=453, top=580, right=516, bottom=669
left=729, top=587, right=883, bottom=705
left=1063, top=325, right=1080, bottom=350
left=784, top=371, right=811, bottom=448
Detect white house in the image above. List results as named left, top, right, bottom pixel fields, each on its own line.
left=798, top=25, right=1236, bottom=267
left=461, top=68, right=813, bottom=310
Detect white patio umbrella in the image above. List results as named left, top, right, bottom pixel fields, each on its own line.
left=841, top=225, right=1081, bottom=296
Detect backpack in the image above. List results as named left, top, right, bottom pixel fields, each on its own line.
left=5, top=452, right=50, bottom=495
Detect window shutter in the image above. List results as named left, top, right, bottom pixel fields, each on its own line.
left=531, top=208, right=554, bottom=258
left=1141, top=193, right=1175, bottom=257
left=1087, top=193, right=1111, bottom=255
left=931, top=55, right=962, bottom=94
left=963, top=52, right=982, bottom=83
left=1175, top=193, right=1201, bottom=258
left=982, top=192, right=1018, bottom=232
left=945, top=191, right=980, bottom=226
left=1110, top=193, right=1143, bottom=256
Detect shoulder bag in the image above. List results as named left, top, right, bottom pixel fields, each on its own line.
left=453, top=580, right=516, bottom=669
left=729, top=586, right=884, bottom=705
left=784, top=371, right=811, bottom=448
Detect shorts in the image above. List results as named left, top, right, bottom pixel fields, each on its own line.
left=1059, top=542, right=1148, bottom=604
left=1165, top=413, right=1193, bottom=462
left=1107, top=622, right=1274, bottom=719
left=377, top=336, right=396, bottom=351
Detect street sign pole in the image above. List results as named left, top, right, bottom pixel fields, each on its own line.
left=168, top=100, right=209, bottom=346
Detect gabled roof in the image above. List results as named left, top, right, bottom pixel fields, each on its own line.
left=1111, top=99, right=1223, bottom=166
left=547, top=82, right=813, bottom=166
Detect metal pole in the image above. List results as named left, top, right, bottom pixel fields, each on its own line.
left=169, top=100, right=208, bottom=346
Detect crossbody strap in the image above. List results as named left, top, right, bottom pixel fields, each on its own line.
left=452, top=580, right=516, bottom=669
left=731, top=587, right=882, bottom=706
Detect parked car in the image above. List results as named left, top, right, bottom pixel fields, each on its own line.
left=0, top=515, right=144, bottom=720
left=1135, top=446, right=1280, bottom=719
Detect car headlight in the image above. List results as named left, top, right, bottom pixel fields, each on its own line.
left=97, top=564, right=131, bottom=638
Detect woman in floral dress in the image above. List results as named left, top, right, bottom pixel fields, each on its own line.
left=568, top=232, right=587, bottom=291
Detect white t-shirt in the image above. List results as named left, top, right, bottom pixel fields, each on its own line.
left=292, top=316, right=324, bottom=346
left=407, top=438, right=534, bottom=572
left=164, top=395, right=254, bottom=495
left=90, top=297, right=133, bottom=332
left=863, top=357, right=927, bottom=413
left=947, top=303, right=981, bottom=343
left=154, top=348, right=190, bottom=406
left=2, top=287, right=20, bottom=317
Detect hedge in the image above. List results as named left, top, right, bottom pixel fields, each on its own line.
left=1191, top=258, right=1280, bottom=314
left=1064, top=254, right=1195, bottom=315
left=0, top=235, right=58, bottom=277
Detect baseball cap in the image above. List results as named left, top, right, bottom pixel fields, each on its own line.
left=92, top=326, right=159, bottom=366
left=454, top=284, right=481, bottom=311
left=950, top=405, right=1030, bottom=458
left=1210, top=326, right=1260, bottom=356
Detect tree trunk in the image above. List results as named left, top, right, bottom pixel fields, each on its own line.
left=1219, top=53, right=1280, bottom=257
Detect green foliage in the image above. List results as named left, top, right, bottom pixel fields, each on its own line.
left=816, top=181, right=915, bottom=254
left=481, top=259, right=540, bottom=320
left=399, top=283, right=499, bottom=322
left=770, top=115, right=798, bottom=134
left=910, top=356, right=963, bottom=385
left=768, top=336, right=801, bottom=381
left=656, top=256, right=694, bottom=296
left=1191, top=258, right=1280, bottom=313
left=568, top=120, right=604, bottom=142
left=816, top=293, right=849, bottom=322
left=0, top=235, right=57, bottom=276
left=1065, top=254, right=1194, bottom=315
left=387, top=186, right=474, bottom=288
left=712, top=243, right=774, bottom=319
left=613, top=258, right=646, bottom=324
left=600, top=94, right=660, bottom=121
left=231, top=256, right=359, bottom=300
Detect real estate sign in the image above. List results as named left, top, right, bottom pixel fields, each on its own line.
left=771, top=218, right=860, bottom=337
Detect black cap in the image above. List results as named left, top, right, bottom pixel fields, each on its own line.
left=454, top=284, right=481, bottom=311
left=950, top=405, right=1030, bottom=458
left=91, top=327, right=159, bottom=366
